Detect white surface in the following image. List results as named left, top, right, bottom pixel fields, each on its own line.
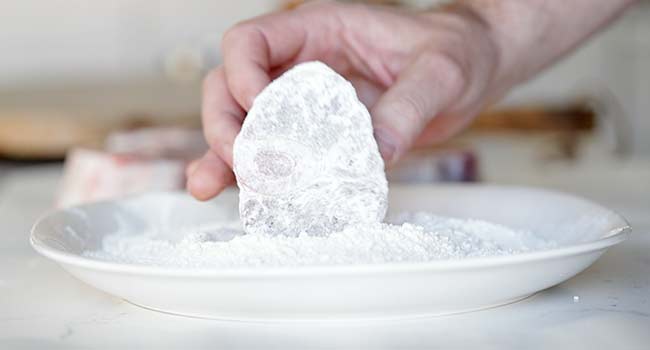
left=30, top=186, right=628, bottom=320
left=1, top=161, right=649, bottom=348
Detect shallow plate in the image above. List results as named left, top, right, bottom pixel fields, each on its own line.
left=31, top=185, right=630, bottom=321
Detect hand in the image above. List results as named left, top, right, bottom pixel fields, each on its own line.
left=188, top=1, right=499, bottom=200
left=188, top=0, right=633, bottom=200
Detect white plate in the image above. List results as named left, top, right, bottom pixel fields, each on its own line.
left=30, top=185, right=630, bottom=321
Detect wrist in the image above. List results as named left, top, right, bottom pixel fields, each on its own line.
left=419, top=2, right=515, bottom=102
left=460, top=0, right=637, bottom=86
left=455, top=1, right=544, bottom=88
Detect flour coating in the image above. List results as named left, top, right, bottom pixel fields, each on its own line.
left=233, top=61, right=388, bottom=236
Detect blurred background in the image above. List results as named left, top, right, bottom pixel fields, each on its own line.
left=0, top=0, right=648, bottom=207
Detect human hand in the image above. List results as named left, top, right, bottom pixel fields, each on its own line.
left=188, top=0, right=633, bottom=200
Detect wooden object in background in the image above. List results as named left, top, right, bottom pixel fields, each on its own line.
left=281, top=0, right=403, bottom=10
left=470, top=104, right=595, bottom=133
left=468, top=104, right=596, bottom=159
left=0, top=102, right=596, bottom=161
left=0, top=111, right=200, bottom=161
left=0, top=112, right=108, bottom=160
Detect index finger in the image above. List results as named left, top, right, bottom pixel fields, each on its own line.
left=221, top=10, right=307, bottom=110
left=202, top=66, right=245, bottom=167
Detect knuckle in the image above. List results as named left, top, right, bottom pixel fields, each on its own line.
left=202, top=67, right=224, bottom=92
left=203, top=123, right=223, bottom=152
left=392, top=94, right=427, bottom=130
left=419, top=48, right=468, bottom=96
left=229, top=81, right=251, bottom=105
left=221, top=21, right=255, bottom=50
left=203, top=116, right=237, bottom=158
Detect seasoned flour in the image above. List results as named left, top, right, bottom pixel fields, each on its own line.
left=84, top=212, right=554, bottom=269
left=83, top=62, right=555, bottom=269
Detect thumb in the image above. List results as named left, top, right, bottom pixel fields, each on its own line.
left=371, top=53, right=465, bottom=166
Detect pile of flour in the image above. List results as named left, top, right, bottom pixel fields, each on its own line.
left=84, top=212, right=553, bottom=269
left=83, top=61, right=556, bottom=268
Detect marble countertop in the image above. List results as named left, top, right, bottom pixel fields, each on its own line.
left=1, top=157, right=648, bottom=349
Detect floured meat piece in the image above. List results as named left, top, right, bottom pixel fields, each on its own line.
left=56, top=148, right=185, bottom=208
left=105, top=127, right=207, bottom=160
left=233, top=61, right=388, bottom=237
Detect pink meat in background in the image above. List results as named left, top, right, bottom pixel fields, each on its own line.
left=56, top=148, right=187, bottom=208
left=56, top=127, right=207, bottom=208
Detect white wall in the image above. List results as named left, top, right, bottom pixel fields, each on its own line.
left=0, top=0, right=275, bottom=87
left=0, top=0, right=648, bottom=153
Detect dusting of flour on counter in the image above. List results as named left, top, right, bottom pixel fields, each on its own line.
left=83, top=212, right=554, bottom=268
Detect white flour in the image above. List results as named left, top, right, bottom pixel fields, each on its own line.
left=84, top=212, right=553, bottom=268
left=82, top=62, right=555, bottom=269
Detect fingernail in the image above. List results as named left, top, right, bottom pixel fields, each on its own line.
left=374, top=127, right=399, bottom=166
left=188, top=169, right=212, bottom=201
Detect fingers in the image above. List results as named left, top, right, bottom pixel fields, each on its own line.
left=371, top=51, right=466, bottom=166
left=197, top=3, right=342, bottom=201
left=347, top=74, right=385, bottom=108
left=202, top=66, right=245, bottom=168
left=221, top=1, right=355, bottom=110
left=187, top=150, right=235, bottom=201
left=221, top=10, right=307, bottom=110
left=192, top=67, right=241, bottom=201
left=185, top=159, right=199, bottom=179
